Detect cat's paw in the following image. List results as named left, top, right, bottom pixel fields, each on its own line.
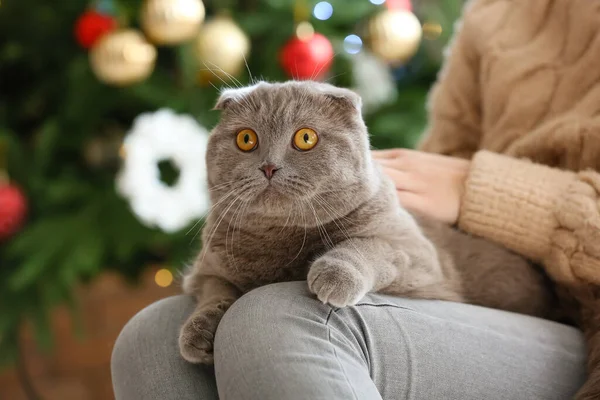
left=178, top=302, right=229, bottom=364
left=307, top=257, right=368, bottom=308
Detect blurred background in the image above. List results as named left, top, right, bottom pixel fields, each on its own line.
left=0, top=0, right=464, bottom=398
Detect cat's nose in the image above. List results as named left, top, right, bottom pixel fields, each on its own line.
left=260, top=163, right=279, bottom=180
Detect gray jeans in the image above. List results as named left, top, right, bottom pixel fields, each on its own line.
left=111, top=282, right=586, bottom=399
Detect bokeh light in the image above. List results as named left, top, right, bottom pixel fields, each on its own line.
left=313, top=2, right=333, bottom=20
left=155, top=268, right=173, bottom=287
left=369, top=0, right=386, bottom=5
left=423, top=22, right=443, bottom=40
left=296, top=21, right=315, bottom=41
left=119, top=144, right=127, bottom=159
left=343, top=34, right=363, bottom=54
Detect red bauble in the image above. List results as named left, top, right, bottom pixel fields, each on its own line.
left=0, top=184, right=27, bottom=241
left=74, top=10, right=117, bottom=49
left=385, top=0, right=412, bottom=11
left=280, top=33, right=334, bottom=80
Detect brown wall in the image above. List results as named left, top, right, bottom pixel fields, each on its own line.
left=0, top=268, right=179, bottom=400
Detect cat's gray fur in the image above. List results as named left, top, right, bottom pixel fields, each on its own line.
left=180, top=81, right=556, bottom=364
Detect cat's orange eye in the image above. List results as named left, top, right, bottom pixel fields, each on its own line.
left=236, top=129, right=258, bottom=152
left=293, top=128, right=318, bottom=151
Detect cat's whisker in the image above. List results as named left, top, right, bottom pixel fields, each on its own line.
left=200, top=179, right=256, bottom=221
left=307, top=200, right=334, bottom=249
left=277, top=202, right=294, bottom=235
left=225, top=197, right=247, bottom=270
left=235, top=198, right=253, bottom=261
left=209, top=177, right=253, bottom=192
left=187, top=218, right=204, bottom=238
left=200, top=195, right=241, bottom=264
left=234, top=197, right=251, bottom=243
left=314, top=193, right=360, bottom=227
left=186, top=181, right=241, bottom=237
left=239, top=89, right=260, bottom=113
left=233, top=197, right=251, bottom=250
left=198, top=64, right=233, bottom=88
left=197, top=191, right=246, bottom=267
left=278, top=185, right=304, bottom=198
left=201, top=181, right=256, bottom=248
left=289, top=201, right=299, bottom=229
left=317, top=183, right=360, bottom=197
left=294, top=58, right=299, bottom=81
left=207, top=80, right=219, bottom=92
left=187, top=191, right=231, bottom=239
left=175, top=266, right=188, bottom=285
left=284, top=199, right=308, bottom=267
left=242, top=52, right=254, bottom=83
left=208, top=179, right=239, bottom=190
left=225, top=199, right=243, bottom=252
left=284, top=176, right=312, bottom=188
left=313, top=196, right=368, bottom=264
left=204, top=60, right=244, bottom=88
left=324, top=72, right=346, bottom=83
left=187, top=186, right=240, bottom=242
left=311, top=196, right=348, bottom=244
left=311, top=51, right=339, bottom=81
left=313, top=195, right=361, bottom=237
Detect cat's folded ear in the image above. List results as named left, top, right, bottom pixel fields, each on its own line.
left=212, top=84, right=262, bottom=110
left=319, top=85, right=362, bottom=113
left=212, top=88, right=240, bottom=110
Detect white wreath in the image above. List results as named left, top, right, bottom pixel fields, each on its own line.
left=117, top=108, right=210, bottom=233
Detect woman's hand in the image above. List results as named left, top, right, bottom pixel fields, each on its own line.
left=372, top=148, right=471, bottom=225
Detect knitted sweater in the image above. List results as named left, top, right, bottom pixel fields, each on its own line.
left=418, top=0, right=600, bottom=287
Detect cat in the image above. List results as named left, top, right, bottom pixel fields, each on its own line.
left=179, top=81, right=556, bottom=364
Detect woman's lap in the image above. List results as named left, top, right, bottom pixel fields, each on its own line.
left=111, top=295, right=218, bottom=400
left=111, top=281, right=587, bottom=400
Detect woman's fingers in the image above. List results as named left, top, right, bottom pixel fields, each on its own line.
left=377, top=157, right=436, bottom=181
left=380, top=167, right=420, bottom=191
left=372, top=148, right=465, bottom=168
left=373, top=149, right=442, bottom=171
left=371, top=148, right=406, bottom=159
left=372, top=148, right=469, bottom=224
left=376, top=158, right=402, bottom=169
left=396, top=191, right=426, bottom=213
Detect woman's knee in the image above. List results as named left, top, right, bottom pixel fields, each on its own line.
left=215, top=281, right=329, bottom=348
left=213, top=282, right=379, bottom=399
left=213, top=281, right=337, bottom=367
left=112, top=295, right=218, bottom=400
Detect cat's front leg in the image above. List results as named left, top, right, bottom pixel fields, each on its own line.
left=307, top=238, right=398, bottom=307
left=179, top=275, right=241, bottom=364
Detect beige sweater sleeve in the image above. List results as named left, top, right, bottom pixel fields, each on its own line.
left=417, top=2, right=482, bottom=158
left=459, top=151, right=600, bottom=286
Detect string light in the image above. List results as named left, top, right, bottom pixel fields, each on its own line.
left=155, top=268, right=173, bottom=287
left=313, top=1, right=333, bottom=21
left=343, top=34, right=363, bottom=54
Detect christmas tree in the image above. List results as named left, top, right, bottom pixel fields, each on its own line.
left=0, top=0, right=464, bottom=364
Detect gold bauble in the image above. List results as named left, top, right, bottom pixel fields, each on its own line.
left=84, top=130, right=125, bottom=168
left=141, top=0, right=205, bottom=45
left=366, top=9, right=422, bottom=66
left=195, top=16, right=250, bottom=85
left=90, top=29, right=157, bottom=86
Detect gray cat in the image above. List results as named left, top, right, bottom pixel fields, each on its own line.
left=180, top=81, right=556, bottom=364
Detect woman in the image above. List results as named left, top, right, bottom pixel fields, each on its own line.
left=111, top=0, right=600, bottom=398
